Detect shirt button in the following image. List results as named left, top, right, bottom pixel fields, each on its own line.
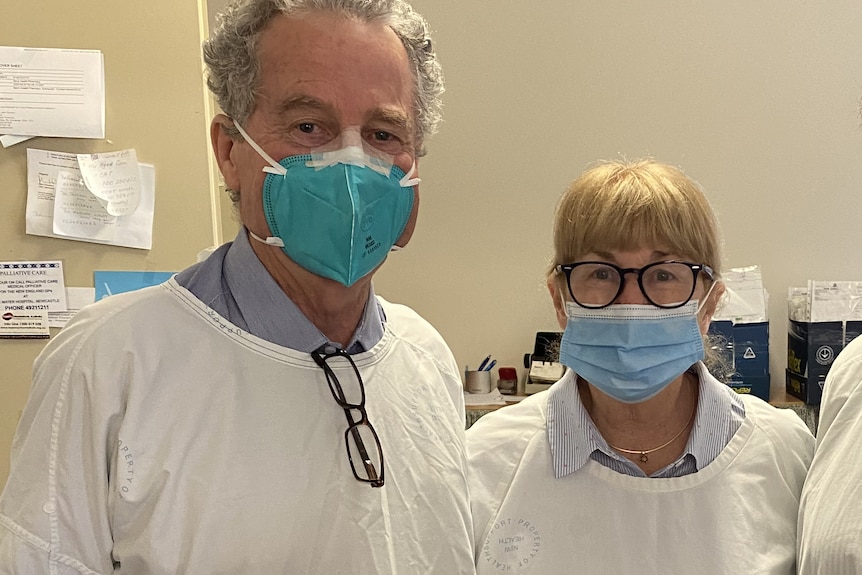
left=42, top=502, right=56, bottom=514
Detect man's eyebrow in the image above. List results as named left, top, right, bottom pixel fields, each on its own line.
left=273, top=94, right=333, bottom=115
left=369, top=108, right=412, bottom=132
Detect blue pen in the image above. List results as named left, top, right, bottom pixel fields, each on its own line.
left=484, top=359, right=497, bottom=372
left=477, top=355, right=491, bottom=371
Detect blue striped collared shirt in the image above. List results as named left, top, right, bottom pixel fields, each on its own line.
left=174, top=228, right=384, bottom=353
left=547, top=363, right=745, bottom=478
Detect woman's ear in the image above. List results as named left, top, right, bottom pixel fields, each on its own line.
left=547, top=276, right=568, bottom=329
left=698, top=280, right=726, bottom=334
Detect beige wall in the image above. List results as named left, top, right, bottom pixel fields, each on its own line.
left=0, top=1, right=218, bottom=486
left=373, top=1, right=862, bottom=398
left=4, top=0, right=862, bottom=487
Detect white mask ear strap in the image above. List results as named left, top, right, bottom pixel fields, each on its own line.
left=399, top=161, right=420, bottom=188
left=697, top=280, right=718, bottom=314
left=232, top=121, right=287, bottom=176
left=248, top=229, right=285, bottom=248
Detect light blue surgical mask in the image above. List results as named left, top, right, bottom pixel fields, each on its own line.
left=234, top=123, right=419, bottom=287
left=559, top=300, right=706, bottom=403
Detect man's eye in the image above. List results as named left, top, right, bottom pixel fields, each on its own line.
left=298, top=123, right=316, bottom=134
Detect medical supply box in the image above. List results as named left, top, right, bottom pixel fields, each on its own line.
left=707, top=320, right=770, bottom=402
left=785, top=319, right=862, bottom=405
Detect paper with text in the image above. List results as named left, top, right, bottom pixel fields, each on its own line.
left=53, top=171, right=117, bottom=237
left=0, top=46, right=105, bottom=138
left=77, top=149, right=141, bottom=215
left=26, top=148, right=155, bottom=250
left=0, top=261, right=67, bottom=313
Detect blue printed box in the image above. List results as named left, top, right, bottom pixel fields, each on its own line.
left=708, top=320, right=770, bottom=402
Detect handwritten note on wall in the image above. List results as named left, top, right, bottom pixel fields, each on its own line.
left=25, top=148, right=155, bottom=250
left=52, top=171, right=116, bottom=238
left=76, top=149, right=141, bottom=216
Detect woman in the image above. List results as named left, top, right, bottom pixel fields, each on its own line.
left=466, top=160, right=814, bottom=574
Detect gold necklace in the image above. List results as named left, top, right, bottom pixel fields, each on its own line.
left=606, top=407, right=696, bottom=463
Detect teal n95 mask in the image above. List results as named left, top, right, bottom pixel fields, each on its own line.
left=233, top=122, right=419, bottom=287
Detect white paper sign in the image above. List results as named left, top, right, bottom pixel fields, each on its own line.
left=808, top=281, right=862, bottom=323
left=0, top=261, right=67, bottom=313
left=26, top=148, right=155, bottom=250
left=53, top=170, right=117, bottom=237
left=0, top=134, right=33, bottom=148
left=0, top=46, right=105, bottom=139
left=0, top=310, right=49, bottom=339
left=76, top=149, right=141, bottom=215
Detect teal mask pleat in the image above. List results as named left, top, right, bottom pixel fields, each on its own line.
left=262, top=155, right=414, bottom=286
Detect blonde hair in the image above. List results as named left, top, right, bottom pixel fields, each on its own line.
left=548, top=159, right=722, bottom=285
left=549, top=159, right=729, bottom=375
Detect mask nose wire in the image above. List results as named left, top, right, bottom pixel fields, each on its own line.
left=232, top=121, right=287, bottom=176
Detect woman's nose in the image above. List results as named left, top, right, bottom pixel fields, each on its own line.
left=614, top=274, right=649, bottom=305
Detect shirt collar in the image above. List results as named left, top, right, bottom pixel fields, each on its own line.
left=547, top=363, right=744, bottom=479
left=223, top=229, right=385, bottom=352
left=686, top=361, right=744, bottom=470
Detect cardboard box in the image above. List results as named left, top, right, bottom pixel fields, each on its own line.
left=785, top=320, right=862, bottom=404
left=708, top=320, right=770, bottom=401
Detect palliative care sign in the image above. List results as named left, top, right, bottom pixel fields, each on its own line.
left=0, top=261, right=66, bottom=338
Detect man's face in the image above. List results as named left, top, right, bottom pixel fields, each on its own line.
left=221, top=12, right=420, bottom=249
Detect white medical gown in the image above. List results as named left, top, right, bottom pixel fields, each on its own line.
left=0, top=281, right=475, bottom=574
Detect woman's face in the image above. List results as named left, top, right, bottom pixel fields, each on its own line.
left=548, top=246, right=724, bottom=333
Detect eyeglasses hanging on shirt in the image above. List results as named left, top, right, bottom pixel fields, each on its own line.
left=311, top=346, right=385, bottom=488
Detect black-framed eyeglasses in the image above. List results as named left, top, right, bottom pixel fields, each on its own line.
left=311, top=347, right=384, bottom=488
left=555, top=260, right=714, bottom=309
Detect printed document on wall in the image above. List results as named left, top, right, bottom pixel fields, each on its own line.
left=0, top=46, right=105, bottom=139
left=25, top=148, right=155, bottom=250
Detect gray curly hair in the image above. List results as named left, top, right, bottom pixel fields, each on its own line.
left=203, top=0, right=444, bottom=156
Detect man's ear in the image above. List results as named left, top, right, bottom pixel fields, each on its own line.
left=547, top=276, right=568, bottom=329
left=211, top=114, right=241, bottom=191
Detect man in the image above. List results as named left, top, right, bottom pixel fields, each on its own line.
left=0, top=1, right=475, bottom=572
left=797, top=333, right=862, bottom=571
left=795, top=99, right=862, bottom=573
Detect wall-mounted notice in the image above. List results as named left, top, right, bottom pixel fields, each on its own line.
left=0, top=46, right=105, bottom=139
left=25, top=148, right=155, bottom=250
left=76, top=149, right=141, bottom=216
left=0, top=261, right=67, bottom=339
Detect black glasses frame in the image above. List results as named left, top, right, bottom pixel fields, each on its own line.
left=311, top=347, right=385, bottom=488
left=555, top=260, right=714, bottom=309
